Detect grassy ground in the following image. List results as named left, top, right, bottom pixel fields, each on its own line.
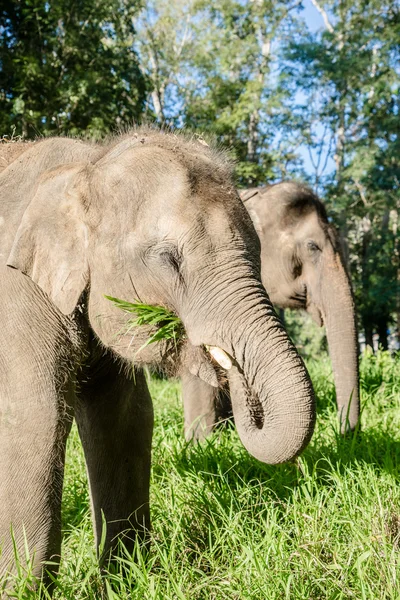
left=3, top=351, right=400, bottom=599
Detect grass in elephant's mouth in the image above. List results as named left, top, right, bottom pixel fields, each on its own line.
left=105, top=296, right=186, bottom=350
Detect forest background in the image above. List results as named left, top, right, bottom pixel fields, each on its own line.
left=1, top=0, right=399, bottom=356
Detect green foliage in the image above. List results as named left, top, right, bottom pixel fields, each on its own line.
left=281, top=0, right=400, bottom=345
left=0, top=0, right=148, bottom=138
left=106, top=296, right=185, bottom=349
left=283, top=309, right=328, bottom=360
left=2, top=352, right=400, bottom=598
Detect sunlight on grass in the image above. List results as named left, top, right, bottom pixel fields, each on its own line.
left=3, top=351, right=400, bottom=599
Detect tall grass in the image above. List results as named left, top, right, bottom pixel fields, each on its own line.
left=2, top=351, right=400, bottom=599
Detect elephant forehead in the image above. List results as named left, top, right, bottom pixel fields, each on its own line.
left=292, top=211, right=325, bottom=237
left=278, top=230, right=295, bottom=248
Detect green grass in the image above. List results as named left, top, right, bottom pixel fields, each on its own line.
left=3, top=351, right=400, bottom=599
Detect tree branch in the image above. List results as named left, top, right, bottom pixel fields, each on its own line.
left=310, top=0, right=335, bottom=34
left=354, top=180, right=369, bottom=207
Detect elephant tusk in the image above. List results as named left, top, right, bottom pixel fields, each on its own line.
left=207, top=346, right=232, bottom=370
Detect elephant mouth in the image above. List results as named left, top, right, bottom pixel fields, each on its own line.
left=178, top=341, right=232, bottom=388
left=153, top=321, right=235, bottom=387
left=289, top=290, right=307, bottom=309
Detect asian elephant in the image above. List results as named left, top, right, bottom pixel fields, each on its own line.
left=183, top=182, right=359, bottom=440
left=0, top=132, right=315, bottom=589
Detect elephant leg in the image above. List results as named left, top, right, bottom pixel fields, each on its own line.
left=182, top=370, right=232, bottom=441
left=75, top=355, right=153, bottom=563
left=0, top=380, right=74, bottom=588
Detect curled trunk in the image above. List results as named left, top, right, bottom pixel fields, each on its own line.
left=228, top=306, right=315, bottom=464
left=187, top=285, right=316, bottom=465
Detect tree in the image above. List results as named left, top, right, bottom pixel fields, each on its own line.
left=0, top=0, right=147, bottom=138
left=283, top=0, right=400, bottom=349
left=135, top=0, right=304, bottom=186
left=134, top=0, right=196, bottom=122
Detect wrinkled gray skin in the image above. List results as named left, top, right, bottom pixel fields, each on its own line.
left=0, top=135, right=315, bottom=589
left=183, top=182, right=359, bottom=441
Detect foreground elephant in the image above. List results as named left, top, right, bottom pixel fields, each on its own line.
left=0, top=133, right=315, bottom=588
left=183, top=182, right=359, bottom=440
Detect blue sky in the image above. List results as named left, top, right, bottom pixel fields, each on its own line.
left=302, top=0, right=326, bottom=32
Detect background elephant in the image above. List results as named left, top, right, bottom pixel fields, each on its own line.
left=0, top=133, right=315, bottom=588
left=183, top=182, right=359, bottom=440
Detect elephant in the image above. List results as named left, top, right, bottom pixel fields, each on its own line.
left=0, top=131, right=315, bottom=589
left=0, top=140, right=34, bottom=171
left=183, top=182, right=359, bottom=441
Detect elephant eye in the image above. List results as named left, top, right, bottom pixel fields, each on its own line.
left=159, top=247, right=183, bottom=272
left=306, top=240, right=320, bottom=253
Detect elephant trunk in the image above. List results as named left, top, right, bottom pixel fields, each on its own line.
left=187, top=283, right=316, bottom=464
left=320, top=249, right=360, bottom=432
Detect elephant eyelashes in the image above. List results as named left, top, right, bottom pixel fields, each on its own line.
left=160, top=248, right=183, bottom=272
left=306, top=240, right=320, bottom=253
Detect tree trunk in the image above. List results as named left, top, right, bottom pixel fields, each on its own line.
left=397, top=287, right=400, bottom=348
left=364, top=319, right=374, bottom=351
left=377, top=316, right=389, bottom=350
left=21, top=116, right=28, bottom=139
left=151, top=89, right=164, bottom=121
left=247, top=110, right=258, bottom=164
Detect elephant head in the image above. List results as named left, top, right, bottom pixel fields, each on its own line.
left=241, top=182, right=359, bottom=432
left=7, top=131, right=315, bottom=464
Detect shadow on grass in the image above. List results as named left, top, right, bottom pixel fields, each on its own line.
left=171, top=435, right=299, bottom=496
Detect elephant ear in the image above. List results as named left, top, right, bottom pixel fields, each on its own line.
left=239, top=187, right=260, bottom=203
left=7, top=163, right=90, bottom=315
left=240, top=188, right=264, bottom=236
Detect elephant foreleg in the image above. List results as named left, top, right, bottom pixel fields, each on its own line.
left=0, top=381, right=74, bottom=589
left=75, top=355, right=153, bottom=564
